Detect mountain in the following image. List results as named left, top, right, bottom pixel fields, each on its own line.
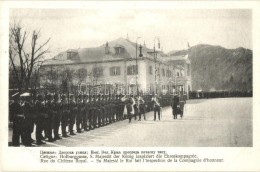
left=167, top=44, right=252, bottom=92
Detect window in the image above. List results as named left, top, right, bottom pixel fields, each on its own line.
left=110, top=66, right=120, bottom=76
left=127, top=65, right=138, bottom=75
left=166, top=70, right=172, bottom=77
left=161, top=68, right=165, bottom=77
left=92, top=67, right=103, bottom=77
left=177, top=72, right=180, bottom=77
left=149, top=66, right=153, bottom=75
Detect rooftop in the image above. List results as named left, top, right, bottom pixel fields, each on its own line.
left=42, top=38, right=188, bottom=66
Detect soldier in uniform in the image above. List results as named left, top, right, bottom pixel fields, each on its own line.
left=171, top=93, right=180, bottom=119
left=83, top=95, right=90, bottom=131
left=152, top=94, right=161, bottom=121
left=133, top=95, right=138, bottom=120
left=20, top=92, right=34, bottom=146
left=126, top=95, right=134, bottom=123
left=76, top=94, right=84, bottom=133
left=45, top=93, right=55, bottom=142
left=35, top=94, right=47, bottom=145
left=96, top=94, right=102, bottom=127
left=100, top=95, right=107, bottom=126
left=68, top=94, right=77, bottom=135
left=10, top=93, right=25, bottom=146
left=53, top=93, right=62, bottom=140
left=138, top=95, right=146, bottom=121
left=60, top=94, right=70, bottom=137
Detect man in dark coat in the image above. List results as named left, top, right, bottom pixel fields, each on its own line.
left=20, top=92, right=34, bottom=146
left=10, top=93, right=25, bottom=146
left=35, top=94, right=47, bottom=145
left=171, top=93, right=180, bottom=119
left=53, top=94, right=62, bottom=140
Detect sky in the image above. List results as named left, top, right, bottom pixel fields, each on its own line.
left=10, top=8, right=252, bottom=59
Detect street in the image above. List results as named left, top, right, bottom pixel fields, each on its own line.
left=9, top=97, right=252, bottom=147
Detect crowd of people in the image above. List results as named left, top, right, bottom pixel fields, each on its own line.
left=9, top=92, right=186, bottom=147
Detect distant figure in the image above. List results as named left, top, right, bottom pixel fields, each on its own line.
left=171, top=93, right=180, bottom=119
left=152, top=95, right=161, bottom=121
left=138, top=95, right=146, bottom=121
left=126, top=95, right=134, bottom=123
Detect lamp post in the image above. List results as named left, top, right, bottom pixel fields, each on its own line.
left=136, top=37, right=141, bottom=96
left=154, top=36, right=160, bottom=95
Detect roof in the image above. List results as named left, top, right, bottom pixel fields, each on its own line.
left=162, top=54, right=189, bottom=61
left=42, top=37, right=169, bottom=66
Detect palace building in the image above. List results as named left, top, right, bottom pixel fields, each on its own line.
left=40, top=37, right=192, bottom=97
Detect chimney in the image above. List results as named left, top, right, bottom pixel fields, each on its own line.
left=105, top=41, right=110, bottom=54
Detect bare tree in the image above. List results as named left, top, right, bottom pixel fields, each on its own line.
left=9, top=22, right=50, bottom=91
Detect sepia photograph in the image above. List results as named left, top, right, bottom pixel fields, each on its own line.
left=2, top=1, right=260, bottom=171
left=7, top=8, right=253, bottom=148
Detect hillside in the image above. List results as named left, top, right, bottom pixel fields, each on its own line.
left=168, top=44, right=252, bottom=91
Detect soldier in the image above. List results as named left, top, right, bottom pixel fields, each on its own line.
left=100, top=95, right=107, bottom=126
left=20, top=92, right=34, bottom=146
left=44, top=93, right=55, bottom=142
left=171, top=93, right=180, bottom=119
left=60, top=94, right=70, bottom=137
left=76, top=94, right=84, bottom=133
left=125, top=95, right=134, bottom=123
left=10, top=92, right=25, bottom=146
left=96, top=94, right=102, bottom=127
left=115, top=95, right=120, bottom=121
left=138, top=95, right=146, bottom=121
left=68, top=94, right=77, bottom=135
left=119, top=94, right=126, bottom=120
left=83, top=95, right=90, bottom=131
left=53, top=93, right=62, bottom=140
left=133, top=95, right=139, bottom=120
left=152, top=94, right=161, bottom=121
left=35, top=94, right=47, bottom=145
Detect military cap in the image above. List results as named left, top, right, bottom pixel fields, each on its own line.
left=61, top=94, right=66, bottom=99
left=69, top=94, right=74, bottom=98
left=20, top=92, right=31, bottom=97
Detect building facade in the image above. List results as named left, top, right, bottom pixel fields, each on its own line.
left=40, top=38, right=192, bottom=97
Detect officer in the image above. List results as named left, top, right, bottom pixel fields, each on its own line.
left=171, top=93, right=180, bottom=119
left=20, top=92, right=34, bottom=146
left=53, top=93, right=62, bottom=140
left=121, top=94, right=128, bottom=120
left=138, top=95, right=146, bottom=121
left=60, top=94, right=69, bottom=137
left=125, top=95, right=134, bottom=123
left=119, top=94, right=126, bottom=120
left=35, top=94, right=47, bottom=145
left=133, top=95, right=138, bottom=120
left=76, top=94, right=84, bottom=133
left=152, top=94, right=161, bottom=121
left=68, top=94, right=77, bottom=135
left=10, top=92, right=25, bottom=146
left=115, top=95, right=120, bottom=121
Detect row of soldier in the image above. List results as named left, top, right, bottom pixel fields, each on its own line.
left=10, top=92, right=171, bottom=146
